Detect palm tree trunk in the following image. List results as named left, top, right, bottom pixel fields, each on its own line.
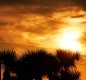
left=3, top=68, right=10, bottom=80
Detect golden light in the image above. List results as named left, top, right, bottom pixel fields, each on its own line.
left=59, top=31, right=81, bottom=51
left=22, top=32, right=29, bottom=39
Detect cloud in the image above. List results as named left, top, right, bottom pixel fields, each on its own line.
left=0, top=0, right=86, bottom=17
left=0, top=30, right=40, bottom=54
left=0, top=0, right=69, bottom=5
left=0, top=0, right=85, bottom=15
left=0, top=37, right=5, bottom=42
left=15, top=19, right=64, bottom=34
left=72, top=0, right=86, bottom=10
left=0, top=0, right=85, bottom=7
left=0, top=42, right=40, bottom=55
left=79, top=32, right=86, bottom=44
left=70, top=14, right=86, bottom=18
left=0, top=21, right=14, bottom=27
left=0, top=22, right=9, bottom=26
left=0, top=0, right=86, bottom=54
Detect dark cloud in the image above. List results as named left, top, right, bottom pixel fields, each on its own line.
left=0, top=0, right=69, bottom=5
left=0, top=0, right=86, bottom=16
left=81, top=21, right=86, bottom=24
left=73, top=0, right=86, bottom=10
left=70, top=14, right=86, bottom=18
left=0, top=0, right=85, bottom=8
left=0, top=0, right=80, bottom=15
left=0, top=22, right=9, bottom=26
left=0, top=21, right=14, bottom=26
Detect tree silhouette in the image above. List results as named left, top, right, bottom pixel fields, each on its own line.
left=56, top=50, right=80, bottom=69
left=3, top=68, right=10, bottom=80
left=0, top=50, right=17, bottom=80
left=0, top=49, right=81, bottom=80
left=19, top=49, right=60, bottom=80
left=60, top=69, right=80, bottom=80
left=55, top=49, right=81, bottom=80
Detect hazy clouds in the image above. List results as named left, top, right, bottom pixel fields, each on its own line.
left=0, top=0, right=86, bottom=15
left=0, top=0, right=86, bottom=54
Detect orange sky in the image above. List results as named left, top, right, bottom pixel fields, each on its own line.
left=0, top=0, right=86, bottom=55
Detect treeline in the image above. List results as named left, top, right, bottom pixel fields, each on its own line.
left=0, top=49, right=81, bottom=80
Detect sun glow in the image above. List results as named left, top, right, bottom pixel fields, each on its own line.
left=59, top=31, right=81, bottom=51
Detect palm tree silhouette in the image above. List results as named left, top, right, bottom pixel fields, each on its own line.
left=12, top=57, right=29, bottom=80
left=0, top=50, right=17, bottom=80
left=3, top=68, right=10, bottom=80
left=19, top=49, right=60, bottom=80
left=60, top=69, right=80, bottom=80
left=55, top=49, right=81, bottom=80
left=56, top=50, right=80, bottom=69
left=0, top=49, right=81, bottom=80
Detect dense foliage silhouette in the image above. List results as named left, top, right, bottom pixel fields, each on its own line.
left=55, top=50, right=81, bottom=80
left=0, top=50, right=17, bottom=80
left=0, top=49, right=81, bottom=80
left=56, top=50, right=80, bottom=68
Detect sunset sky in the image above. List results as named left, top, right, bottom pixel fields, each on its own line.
left=0, top=0, right=86, bottom=55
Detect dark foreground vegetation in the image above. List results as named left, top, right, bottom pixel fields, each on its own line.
left=0, top=49, right=81, bottom=80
